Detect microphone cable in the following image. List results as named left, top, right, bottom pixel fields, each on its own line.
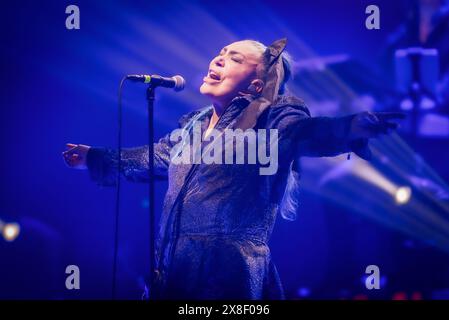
left=112, top=76, right=127, bottom=299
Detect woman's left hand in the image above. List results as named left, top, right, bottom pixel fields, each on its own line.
left=349, top=111, right=406, bottom=140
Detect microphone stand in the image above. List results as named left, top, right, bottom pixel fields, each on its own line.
left=117, top=75, right=184, bottom=299
left=146, top=85, right=156, bottom=300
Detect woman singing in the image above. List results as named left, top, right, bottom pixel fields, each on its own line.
left=62, top=38, right=403, bottom=299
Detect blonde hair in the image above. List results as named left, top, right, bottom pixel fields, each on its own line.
left=244, top=39, right=293, bottom=94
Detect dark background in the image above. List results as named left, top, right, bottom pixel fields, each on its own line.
left=1, top=0, right=449, bottom=300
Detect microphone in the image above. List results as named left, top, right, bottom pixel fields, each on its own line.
left=126, top=74, right=185, bottom=91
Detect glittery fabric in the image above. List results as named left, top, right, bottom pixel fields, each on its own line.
left=86, top=94, right=368, bottom=300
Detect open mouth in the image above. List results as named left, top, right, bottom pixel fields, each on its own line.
left=208, top=69, right=221, bottom=81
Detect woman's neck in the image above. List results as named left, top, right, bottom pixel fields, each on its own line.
left=212, top=101, right=226, bottom=117
left=205, top=100, right=228, bottom=136
left=209, top=104, right=221, bottom=127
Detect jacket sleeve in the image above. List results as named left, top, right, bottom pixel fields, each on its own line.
left=267, top=102, right=370, bottom=165
left=86, top=111, right=198, bottom=187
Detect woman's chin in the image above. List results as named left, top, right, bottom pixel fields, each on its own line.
left=200, top=85, right=236, bottom=107
left=200, top=84, right=218, bottom=97
left=199, top=83, right=207, bottom=94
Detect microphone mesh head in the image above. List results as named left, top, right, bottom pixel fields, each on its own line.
left=172, top=75, right=186, bottom=92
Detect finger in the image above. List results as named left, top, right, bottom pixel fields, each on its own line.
left=63, top=155, right=73, bottom=166
left=62, top=151, right=71, bottom=158
left=374, top=112, right=406, bottom=120
left=66, top=154, right=80, bottom=165
left=364, top=113, right=379, bottom=125
left=66, top=143, right=78, bottom=150
left=64, top=146, right=78, bottom=155
left=62, top=150, right=79, bottom=159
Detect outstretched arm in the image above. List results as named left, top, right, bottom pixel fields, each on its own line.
left=268, top=102, right=405, bottom=165
left=346, top=111, right=405, bottom=160
left=62, top=110, right=203, bottom=187
left=85, top=135, right=174, bottom=187
left=295, top=111, right=404, bottom=159
left=62, top=135, right=174, bottom=187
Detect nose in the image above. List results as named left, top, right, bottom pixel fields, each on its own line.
left=213, top=56, right=224, bottom=67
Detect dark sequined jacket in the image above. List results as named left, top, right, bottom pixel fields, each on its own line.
left=86, top=94, right=367, bottom=299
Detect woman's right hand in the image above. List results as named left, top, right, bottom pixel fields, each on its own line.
left=62, top=143, right=91, bottom=170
